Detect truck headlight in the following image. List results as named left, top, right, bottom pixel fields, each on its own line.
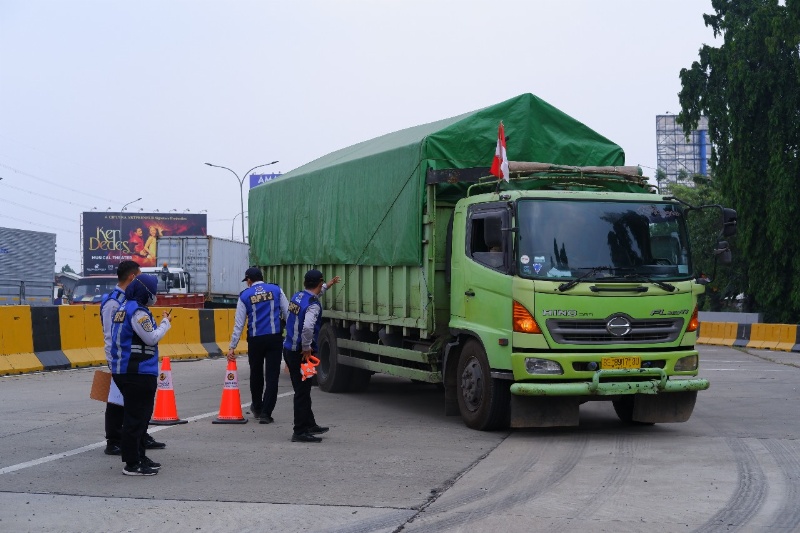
left=674, top=355, right=698, bottom=371
left=525, top=358, right=563, bottom=375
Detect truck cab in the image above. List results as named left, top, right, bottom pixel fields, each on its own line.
left=447, top=186, right=712, bottom=428
left=139, top=264, right=205, bottom=309
left=139, top=264, right=190, bottom=295
left=70, top=276, right=118, bottom=304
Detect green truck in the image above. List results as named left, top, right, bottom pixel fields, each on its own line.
left=250, top=94, right=736, bottom=430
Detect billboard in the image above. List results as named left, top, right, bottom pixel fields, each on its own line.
left=249, top=172, right=282, bottom=188
left=656, top=114, right=709, bottom=192
left=82, top=212, right=207, bottom=275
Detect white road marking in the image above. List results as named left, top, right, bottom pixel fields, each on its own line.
left=704, top=368, right=787, bottom=372
left=0, top=392, right=294, bottom=475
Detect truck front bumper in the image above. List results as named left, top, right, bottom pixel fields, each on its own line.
left=509, top=368, right=710, bottom=397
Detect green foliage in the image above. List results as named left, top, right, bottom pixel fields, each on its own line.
left=60, top=264, right=75, bottom=273
left=678, top=0, right=800, bottom=322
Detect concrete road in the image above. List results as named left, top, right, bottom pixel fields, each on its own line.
left=0, top=345, right=797, bottom=532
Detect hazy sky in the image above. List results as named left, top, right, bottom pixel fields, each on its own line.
left=0, top=0, right=718, bottom=271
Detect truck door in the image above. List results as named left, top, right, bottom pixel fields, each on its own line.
left=462, top=204, right=513, bottom=339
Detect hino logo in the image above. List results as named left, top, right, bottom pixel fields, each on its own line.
left=542, top=310, right=578, bottom=317
left=606, top=315, right=632, bottom=336
left=651, top=309, right=690, bottom=316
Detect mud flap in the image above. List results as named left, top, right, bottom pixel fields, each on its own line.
left=510, top=396, right=580, bottom=428
left=632, top=391, right=698, bottom=423
left=444, top=383, right=459, bottom=416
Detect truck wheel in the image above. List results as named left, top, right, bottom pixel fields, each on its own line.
left=456, top=339, right=510, bottom=431
left=612, top=396, right=655, bottom=425
left=316, top=323, right=352, bottom=393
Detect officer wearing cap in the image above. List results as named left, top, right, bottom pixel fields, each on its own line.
left=283, top=269, right=340, bottom=442
left=110, top=274, right=173, bottom=476
left=228, top=267, right=289, bottom=424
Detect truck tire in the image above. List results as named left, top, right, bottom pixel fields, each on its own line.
left=456, top=339, right=510, bottom=431
left=612, top=396, right=655, bottom=425
left=316, top=323, right=352, bottom=393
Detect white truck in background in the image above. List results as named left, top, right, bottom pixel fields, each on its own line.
left=154, top=235, right=249, bottom=308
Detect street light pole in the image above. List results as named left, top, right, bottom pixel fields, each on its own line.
left=119, top=197, right=141, bottom=263
left=231, top=211, right=248, bottom=241
left=121, top=198, right=141, bottom=212
left=204, top=161, right=278, bottom=243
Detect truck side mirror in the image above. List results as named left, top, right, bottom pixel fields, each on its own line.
left=714, top=240, right=732, bottom=265
left=721, top=208, right=737, bottom=237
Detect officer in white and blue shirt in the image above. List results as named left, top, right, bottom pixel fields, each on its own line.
left=283, top=269, right=340, bottom=442
left=227, top=267, right=289, bottom=424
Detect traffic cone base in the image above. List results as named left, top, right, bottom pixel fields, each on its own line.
left=212, top=359, right=248, bottom=424
left=212, top=417, right=248, bottom=424
left=150, top=356, right=188, bottom=425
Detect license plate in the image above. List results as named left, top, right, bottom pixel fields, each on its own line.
left=601, top=356, right=641, bottom=369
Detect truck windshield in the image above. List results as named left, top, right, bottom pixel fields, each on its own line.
left=516, top=200, right=692, bottom=280
left=155, top=272, right=185, bottom=292
left=71, top=278, right=118, bottom=303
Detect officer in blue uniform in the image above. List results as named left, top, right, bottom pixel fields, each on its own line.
left=110, top=274, right=172, bottom=476
left=227, top=267, right=289, bottom=424
left=283, top=269, right=340, bottom=442
left=100, top=260, right=165, bottom=455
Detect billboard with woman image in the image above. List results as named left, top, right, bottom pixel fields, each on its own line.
left=81, top=212, right=207, bottom=274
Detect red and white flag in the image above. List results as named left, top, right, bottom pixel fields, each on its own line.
left=490, top=121, right=509, bottom=182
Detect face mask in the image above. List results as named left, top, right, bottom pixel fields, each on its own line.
left=147, top=294, right=157, bottom=307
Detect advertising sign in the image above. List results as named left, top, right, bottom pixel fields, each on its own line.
left=82, top=212, right=207, bottom=275
left=249, top=173, right=282, bottom=189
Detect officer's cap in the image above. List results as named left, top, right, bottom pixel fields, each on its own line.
left=304, top=269, right=324, bottom=285
left=242, top=267, right=263, bottom=282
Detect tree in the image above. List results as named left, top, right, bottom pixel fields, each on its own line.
left=656, top=168, right=667, bottom=193
left=60, top=264, right=75, bottom=274
left=677, top=0, right=800, bottom=322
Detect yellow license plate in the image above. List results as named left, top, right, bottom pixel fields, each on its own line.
left=601, top=356, right=641, bottom=369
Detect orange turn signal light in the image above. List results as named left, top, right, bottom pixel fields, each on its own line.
left=687, top=306, right=699, bottom=332
left=513, top=301, right=541, bottom=334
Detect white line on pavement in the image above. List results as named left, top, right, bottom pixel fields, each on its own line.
left=704, top=368, right=786, bottom=372
left=0, top=392, right=294, bottom=475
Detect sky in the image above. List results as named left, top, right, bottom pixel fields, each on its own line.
left=0, top=0, right=719, bottom=272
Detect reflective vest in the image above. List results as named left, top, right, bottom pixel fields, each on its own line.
left=109, top=300, right=159, bottom=376
left=240, top=282, right=283, bottom=337
left=100, top=288, right=125, bottom=329
left=283, top=290, right=321, bottom=352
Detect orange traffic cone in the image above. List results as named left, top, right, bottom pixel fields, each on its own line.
left=212, top=358, right=248, bottom=424
left=150, top=356, right=188, bottom=425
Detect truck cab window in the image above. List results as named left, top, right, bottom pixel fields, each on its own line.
left=468, top=212, right=506, bottom=271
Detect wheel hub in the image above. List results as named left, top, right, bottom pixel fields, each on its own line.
left=460, top=357, right=483, bottom=412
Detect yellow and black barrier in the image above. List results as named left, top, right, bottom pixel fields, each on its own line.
left=0, top=305, right=245, bottom=376
left=698, top=320, right=800, bottom=353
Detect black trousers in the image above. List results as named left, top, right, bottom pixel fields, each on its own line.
left=104, top=402, right=124, bottom=444
left=112, top=373, right=157, bottom=465
left=283, top=348, right=317, bottom=435
left=247, top=333, right=284, bottom=417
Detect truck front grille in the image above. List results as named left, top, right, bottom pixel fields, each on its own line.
left=546, top=318, right=683, bottom=345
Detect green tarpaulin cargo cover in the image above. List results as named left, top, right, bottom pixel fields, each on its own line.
left=249, top=93, right=625, bottom=267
